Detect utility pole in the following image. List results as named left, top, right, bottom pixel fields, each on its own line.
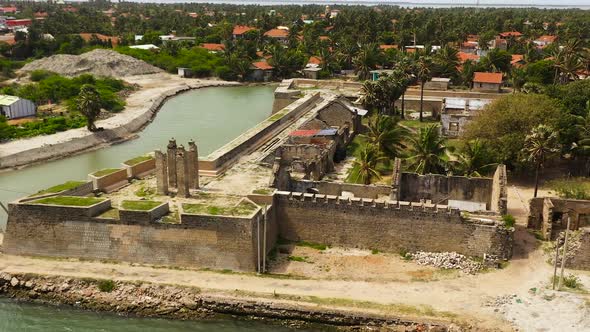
left=558, top=215, right=572, bottom=290
left=552, top=235, right=560, bottom=290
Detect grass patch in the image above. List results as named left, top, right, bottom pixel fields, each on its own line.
left=32, top=196, right=105, bottom=207
left=288, top=255, right=312, bottom=263
left=297, top=241, right=328, bottom=251
left=268, top=110, right=288, bottom=122
left=92, top=168, right=121, bottom=177
left=371, top=249, right=380, bottom=255
left=124, top=155, right=153, bottom=166
left=252, top=188, right=274, bottom=195
left=552, top=274, right=584, bottom=291
left=161, top=210, right=180, bottom=224
left=134, top=186, right=155, bottom=198
left=97, top=279, right=116, bottom=292
left=32, top=181, right=86, bottom=196
left=182, top=200, right=258, bottom=216
left=98, top=208, right=119, bottom=219
left=120, top=200, right=161, bottom=211
left=547, top=178, right=590, bottom=200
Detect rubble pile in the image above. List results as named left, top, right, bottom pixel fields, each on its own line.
left=21, top=49, right=163, bottom=78
left=410, top=251, right=484, bottom=274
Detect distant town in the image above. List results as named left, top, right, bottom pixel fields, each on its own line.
left=0, top=2, right=589, bottom=332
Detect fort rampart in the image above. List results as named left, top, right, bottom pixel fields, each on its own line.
left=273, top=191, right=513, bottom=259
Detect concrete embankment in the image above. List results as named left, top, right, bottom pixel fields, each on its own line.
left=0, top=74, right=239, bottom=170
left=0, top=272, right=452, bottom=331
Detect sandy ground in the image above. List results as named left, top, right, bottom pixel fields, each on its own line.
left=1, top=185, right=589, bottom=331
left=0, top=73, right=238, bottom=158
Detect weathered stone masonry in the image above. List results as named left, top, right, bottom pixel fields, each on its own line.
left=274, top=192, right=513, bottom=259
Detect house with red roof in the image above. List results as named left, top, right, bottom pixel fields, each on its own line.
left=250, top=60, right=273, bottom=82
left=472, top=72, right=503, bottom=92
left=200, top=43, right=224, bottom=53
left=6, top=19, right=31, bottom=29
left=511, top=54, right=525, bottom=67
left=79, top=33, right=120, bottom=47
left=232, top=25, right=255, bottom=39
left=533, top=35, right=557, bottom=48
left=498, top=31, right=523, bottom=39
left=0, top=6, right=17, bottom=14
left=264, top=28, right=289, bottom=44
left=379, top=44, right=398, bottom=51
left=458, top=52, right=480, bottom=63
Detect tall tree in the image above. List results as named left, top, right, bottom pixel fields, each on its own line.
left=76, top=84, right=102, bottom=132
left=415, top=56, right=433, bottom=122
left=452, top=139, right=497, bottom=177
left=354, top=43, right=379, bottom=81
left=406, top=124, right=447, bottom=174
left=522, top=124, right=560, bottom=197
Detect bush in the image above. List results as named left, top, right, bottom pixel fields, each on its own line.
left=502, top=214, right=516, bottom=228
left=97, top=279, right=116, bottom=292
left=29, top=69, right=56, bottom=82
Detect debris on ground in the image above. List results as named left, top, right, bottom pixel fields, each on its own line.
left=20, top=49, right=163, bottom=78
left=409, top=251, right=484, bottom=274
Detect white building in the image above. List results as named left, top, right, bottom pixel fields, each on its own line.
left=0, top=95, right=36, bottom=119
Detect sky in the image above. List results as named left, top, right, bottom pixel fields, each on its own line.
left=134, top=0, right=589, bottom=7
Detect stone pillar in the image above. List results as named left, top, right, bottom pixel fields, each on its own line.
left=176, top=145, right=190, bottom=198
left=188, top=140, right=199, bottom=189
left=154, top=149, right=168, bottom=195
left=166, top=138, right=177, bottom=188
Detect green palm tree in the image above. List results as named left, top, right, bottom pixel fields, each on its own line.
left=76, top=84, right=102, bottom=132
left=452, top=139, right=497, bottom=177
left=433, top=45, right=460, bottom=79
left=362, top=115, right=408, bottom=159
left=416, top=56, right=433, bottom=122
left=522, top=124, right=560, bottom=197
left=406, top=124, right=447, bottom=174
left=354, top=43, right=379, bottom=81
left=571, top=102, right=590, bottom=175
left=349, top=144, right=386, bottom=185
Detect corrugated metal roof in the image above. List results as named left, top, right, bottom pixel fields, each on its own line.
left=445, top=98, right=467, bottom=109
left=290, top=129, right=319, bottom=137
left=469, top=99, right=492, bottom=110
left=0, top=95, right=20, bottom=106
left=316, top=128, right=338, bottom=136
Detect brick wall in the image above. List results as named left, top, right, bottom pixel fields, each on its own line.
left=124, top=158, right=156, bottom=178
left=274, top=192, right=513, bottom=259
left=89, top=169, right=129, bottom=192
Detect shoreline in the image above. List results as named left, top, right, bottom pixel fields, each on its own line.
left=0, top=74, right=241, bottom=172
left=0, top=272, right=454, bottom=331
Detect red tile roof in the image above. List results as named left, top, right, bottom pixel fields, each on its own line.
left=6, top=19, right=32, bottom=27
left=290, top=129, right=319, bottom=137
left=499, top=31, right=522, bottom=38
left=251, top=61, right=273, bottom=70
left=379, top=44, right=398, bottom=50
left=0, top=34, right=16, bottom=45
left=458, top=52, right=480, bottom=63
left=535, top=35, right=557, bottom=43
left=308, top=56, right=322, bottom=65
left=264, top=28, right=289, bottom=38
left=473, top=72, right=503, bottom=84
left=200, top=43, right=224, bottom=51
left=0, top=6, right=17, bottom=13
left=79, top=33, right=120, bottom=46
left=511, top=54, right=524, bottom=64
left=233, top=25, right=255, bottom=35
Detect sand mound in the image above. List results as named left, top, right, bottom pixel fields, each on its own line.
left=20, top=49, right=163, bottom=78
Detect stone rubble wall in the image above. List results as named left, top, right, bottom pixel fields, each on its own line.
left=274, top=191, right=513, bottom=259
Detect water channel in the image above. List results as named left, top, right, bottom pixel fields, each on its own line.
left=0, top=85, right=276, bottom=230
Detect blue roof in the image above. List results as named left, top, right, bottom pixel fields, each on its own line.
left=316, top=128, right=338, bottom=136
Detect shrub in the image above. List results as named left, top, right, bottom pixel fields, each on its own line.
left=502, top=214, right=516, bottom=228
left=29, top=70, right=56, bottom=82
left=97, top=279, right=116, bottom=292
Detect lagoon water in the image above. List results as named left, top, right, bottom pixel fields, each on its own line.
left=0, top=298, right=313, bottom=332
left=0, top=85, right=276, bottom=230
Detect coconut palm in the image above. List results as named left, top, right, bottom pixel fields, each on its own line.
left=362, top=115, right=408, bottom=159
left=452, top=139, right=497, bottom=177
left=354, top=43, right=379, bottom=81
left=415, top=56, right=433, bottom=122
left=405, top=124, right=447, bottom=174
left=522, top=125, right=561, bottom=197
left=76, top=84, right=102, bottom=132
left=349, top=144, right=386, bottom=185
left=433, top=45, right=460, bottom=79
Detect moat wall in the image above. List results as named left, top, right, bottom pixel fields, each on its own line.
left=273, top=191, right=513, bottom=259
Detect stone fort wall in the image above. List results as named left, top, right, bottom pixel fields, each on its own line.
left=273, top=191, right=513, bottom=259
left=3, top=202, right=264, bottom=271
